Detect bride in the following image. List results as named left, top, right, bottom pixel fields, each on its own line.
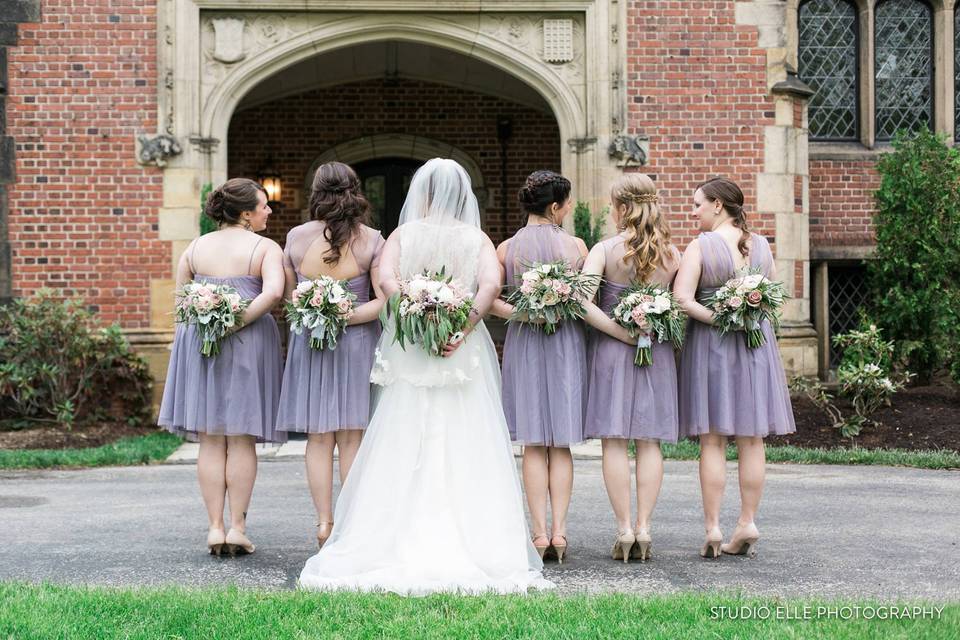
left=298, top=158, right=553, bottom=595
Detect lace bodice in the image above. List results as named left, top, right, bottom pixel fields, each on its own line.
left=398, top=219, right=482, bottom=293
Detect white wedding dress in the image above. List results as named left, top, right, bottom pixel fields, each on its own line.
left=298, top=160, right=552, bottom=595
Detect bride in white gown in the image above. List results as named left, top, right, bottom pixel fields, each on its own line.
left=298, top=158, right=553, bottom=595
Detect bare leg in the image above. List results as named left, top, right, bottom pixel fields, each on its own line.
left=699, top=434, right=728, bottom=534
left=522, top=446, right=549, bottom=545
left=734, top=436, right=765, bottom=526
left=634, top=440, right=664, bottom=532
left=600, top=439, right=633, bottom=533
left=547, top=447, right=574, bottom=543
left=197, top=434, right=227, bottom=534
left=306, top=433, right=336, bottom=524
left=334, top=429, right=364, bottom=484
left=225, top=435, right=258, bottom=532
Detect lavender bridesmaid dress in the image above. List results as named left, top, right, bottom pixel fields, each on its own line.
left=159, top=239, right=284, bottom=443
left=501, top=224, right=587, bottom=447
left=584, top=237, right=679, bottom=443
left=276, top=224, right=384, bottom=434
left=678, top=232, right=796, bottom=438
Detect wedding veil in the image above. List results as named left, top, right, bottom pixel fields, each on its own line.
left=397, top=158, right=481, bottom=228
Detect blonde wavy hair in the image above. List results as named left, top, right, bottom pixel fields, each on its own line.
left=611, top=173, right=673, bottom=281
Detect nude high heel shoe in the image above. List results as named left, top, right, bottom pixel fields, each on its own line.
left=207, top=528, right=226, bottom=556
left=532, top=534, right=550, bottom=560
left=611, top=530, right=635, bottom=564
left=631, top=529, right=652, bottom=562
left=721, top=522, right=760, bottom=557
left=551, top=535, right=568, bottom=565
left=315, top=521, right=334, bottom=549
left=700, top=527, right=723, bottom=559
left=225, top=528, right=256, bottom=556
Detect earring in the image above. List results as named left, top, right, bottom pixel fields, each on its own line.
left=242, top=218, right=252, bottom=231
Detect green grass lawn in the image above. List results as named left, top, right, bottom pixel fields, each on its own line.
left=0, top=431, right=182, bottom=470
left=0, top=583, right=955, bottom=639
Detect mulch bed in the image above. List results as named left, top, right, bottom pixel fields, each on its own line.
left=0, top=422, right=158, bottom=451
left=772, top=383, right=960, bottom=452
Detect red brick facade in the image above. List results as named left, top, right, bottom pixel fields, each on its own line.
left=227, top=79, right=561, bottom=248
left=809, top=160, right=880, bottom=248
left=5, top=0, right=167, bottom=326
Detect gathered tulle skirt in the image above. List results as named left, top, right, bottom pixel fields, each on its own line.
left=678, top=319, right=796, bottom=438
left=298, top=323, right=553, bottom=595
left=585, top=333, right=679, bottom=442
left=158, top=315, right=284, bottom=443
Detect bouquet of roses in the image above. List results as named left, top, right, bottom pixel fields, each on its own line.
left=611, top=284, right=686, bottom=367
left=506, top=261, right=600, bottom=335
left=705, top=267, right=787, bottom=348
left=286, top=276, right=357, bottom=351
left=381, top=267, right=474, bottom=357
left=175, top=281, right=249, bottom=357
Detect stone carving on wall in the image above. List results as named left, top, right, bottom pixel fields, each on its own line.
left=543, top=19, right=574, bottom=63
left=212, top=17, right=246, bottom=63
left=608, top=135, right=649, bottom=167
left=137, top=134, right=182, bottom=167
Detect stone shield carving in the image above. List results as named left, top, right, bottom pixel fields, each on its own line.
left=212, top=18, right=246, bottom=64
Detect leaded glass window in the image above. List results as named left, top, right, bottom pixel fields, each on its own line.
left=798, top=0, right=858, bottom=140
left=875, top=0, right=933, bottom=140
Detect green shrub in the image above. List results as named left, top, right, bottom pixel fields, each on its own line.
left=0, top=291, right=153, bottom=430
left=199, top=182, right=217, bottom=235
left=868, top=128, right=960, bottom=384
left=573, top=200, right=606, bottom=249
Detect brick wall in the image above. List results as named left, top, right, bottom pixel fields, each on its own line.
left=625, top=0, right=777, bottom=249
left=227, top=79, right=562, bottom=247
left=5, top=0, right=167, bottom=327
left=809, top=159, right=879, bottom=247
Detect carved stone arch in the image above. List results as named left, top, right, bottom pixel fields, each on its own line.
left=303, top=134, right=490, bottom=212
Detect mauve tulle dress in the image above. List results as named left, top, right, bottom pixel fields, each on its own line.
left=275, top=223, right=384, bottom=434
left=501, top=224, right=587, bottom=447
left=677, top=231, right=796, bottom=438
left=584, top=236, right=680, bottom=442
left=159, top=238, right=284, bottom=443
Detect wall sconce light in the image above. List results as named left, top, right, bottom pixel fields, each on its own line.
left=258, top=162, right=282, bottom=205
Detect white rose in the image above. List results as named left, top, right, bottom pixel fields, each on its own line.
left=741, top=274, right=764, bottom=289
left=437, top=286, right=456, bottom=305
left=522, top=270, right=541, bottom=282
left=425, top=280, right=442, bottom=294
left=538, top=264, right=552, bottom=274
left=652, top=297, right=671, bottom=314
left=295, top=280, right=313, bottom=294
left=407, top=280, right=427, bottom=297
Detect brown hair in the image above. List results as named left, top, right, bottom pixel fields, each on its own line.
left=205, top=178, right=265, bottom=226
left=611, top=174, right=674, bottom=281
left=518, top=170, right=571, bottom=218
left=308, top=161, right=370, bottom=265
left=697, top=176, right=751, bottom=257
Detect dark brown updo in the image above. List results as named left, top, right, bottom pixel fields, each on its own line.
left=698, top=176, right=751, bottom=257
left=205, top=178, right=265, bottom=226
left=309, top=161, right=370, bottom=265
left=518, top=170, right=571, bottom=217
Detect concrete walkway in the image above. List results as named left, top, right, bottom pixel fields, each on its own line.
left=2, top=458, right=958, bottom=599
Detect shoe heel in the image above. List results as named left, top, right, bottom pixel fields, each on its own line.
left=554, top=545, right=566, bottom=564
left=209, top=543, right=224, bottom=557
left=620, top=540, right=633, bottom=564
left=635, top=540, right=651, bottom=562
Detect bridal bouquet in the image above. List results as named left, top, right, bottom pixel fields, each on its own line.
left=705, top=267, right=787, bottom=348
left=381, top=267, right=474, bottom=357
left=611, top=284, right=685, bottom=367
left=175, top=281, right=249, bottom=357
left=286, top=276, right=357, bottom=351
left=506, top=261, right=599, bottom=335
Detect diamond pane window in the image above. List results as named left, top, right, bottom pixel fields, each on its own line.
left=799, top=0, right=858, bottom=140
left=875, top=0, right=933, bottom=140
left=828, top=264, right=869, bottom=368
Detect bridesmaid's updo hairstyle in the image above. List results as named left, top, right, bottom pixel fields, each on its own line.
left=698, top=177, right=751, bottom=257
left=205, top=178, right=265, bottom=226
left=611, top=173, right=673, bottom=281
left=309, top=161, right=370, bottom=265
left=518, top=170, right=571, bottom=219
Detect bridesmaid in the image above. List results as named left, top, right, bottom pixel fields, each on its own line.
left=159, top=178, right=285, bottom=556
left=580, top=174, right=681, bottom=563
left=275, top=161, right=385, bottom=548
left=674, top=177, right=795, bottom=559
left=491, top=170, right=588, bottom=563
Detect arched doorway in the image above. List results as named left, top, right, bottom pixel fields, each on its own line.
left=354, top=157, right=420, bottom=237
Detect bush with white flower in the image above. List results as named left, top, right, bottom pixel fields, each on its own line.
left=175, top=281, right=250, bottom=357
left=706, top=267, right=787, bottom=348
left=285, top=276, right=357, bottom=351
left=381, top=267, right=474, bottom=357
left=611, top=284, right=686, bottom=366
left=790, top=323, right=911, bottom=439
left=506, top=260, right=600, bottom=335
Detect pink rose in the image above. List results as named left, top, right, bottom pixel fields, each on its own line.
left=310, top=291, right=325, bottom=307
left=727, top=296, right=743, bottom=310
left=520, top=281, right=535, bottom=295
left=631, top=306, right=649, bottom=329
left=291, top=289, right=301, bottom=304
left=337, top=299, right=352, bottom=314
left=639, top=294, right=654, bottom=304
left=557, top=281, right=572, bottom=296
left=746, top=290, right=763, bottom=307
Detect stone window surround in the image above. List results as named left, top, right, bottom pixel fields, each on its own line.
left=792, top=0, right=957, bottom=159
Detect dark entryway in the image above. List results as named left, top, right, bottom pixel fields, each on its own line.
left=355, top=157, right=422, bottom=238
